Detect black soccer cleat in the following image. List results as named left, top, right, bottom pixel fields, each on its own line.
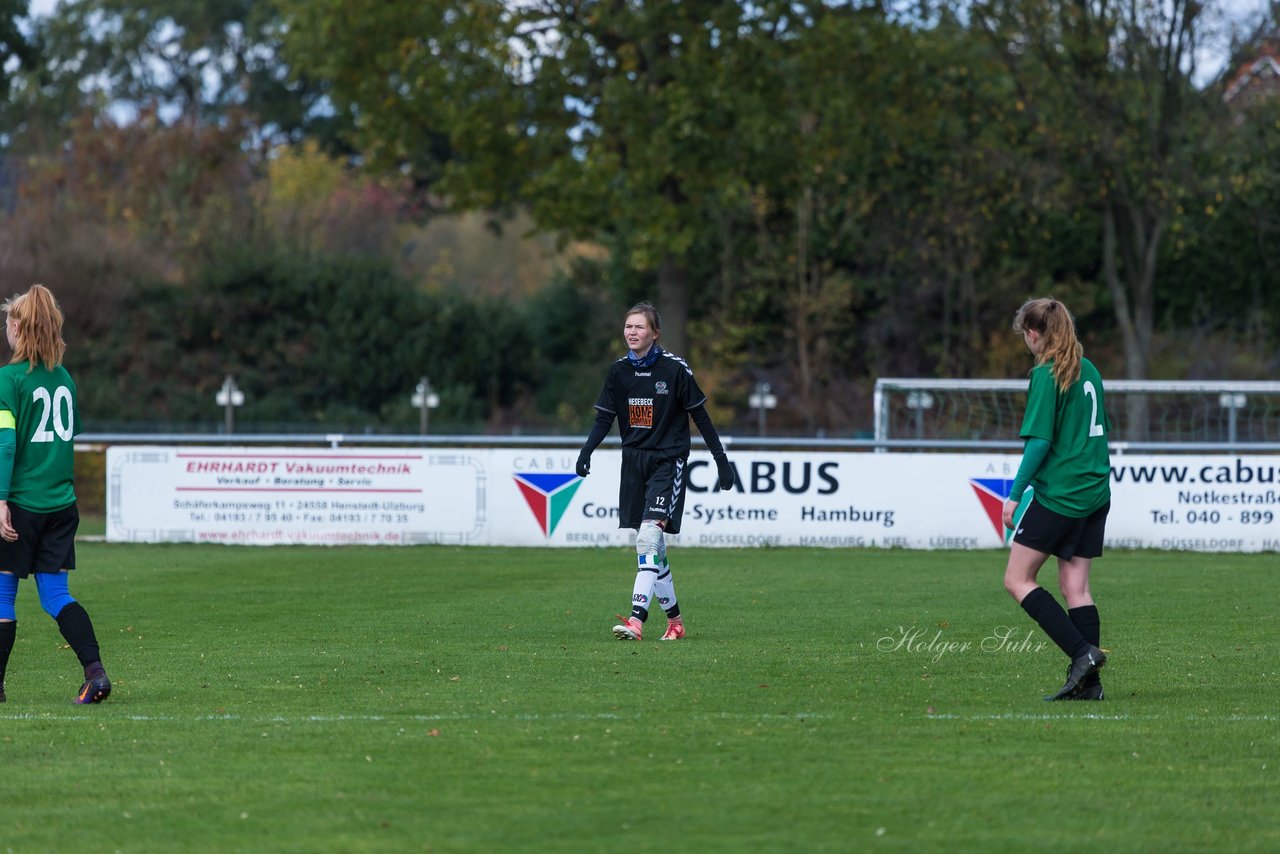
left=1053, top=661, right=1106, bottom=700
left=1071, top=678, right=1104, bottom=701
left=74, top=669, right=112, bottom=705
left=1046, top=645, right=1106, bottom=701
left=1059, top=665, right=1105, bottom=701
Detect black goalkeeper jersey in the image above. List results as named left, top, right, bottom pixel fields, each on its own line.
left=594, top=349, right=707, bottom=456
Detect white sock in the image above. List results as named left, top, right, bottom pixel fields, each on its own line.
left=653, top=561, right=679, bottom=619
left=630, top=558, right=657, bottom=621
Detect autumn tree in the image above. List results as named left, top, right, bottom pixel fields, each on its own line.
left=8, top=0, right=338, bottom=152
left=283, top=1, right=815, bottom=356
left=973, top=0, right=1228, bottom=372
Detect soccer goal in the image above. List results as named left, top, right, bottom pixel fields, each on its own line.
left=873, top=378, right=1280, bottom=448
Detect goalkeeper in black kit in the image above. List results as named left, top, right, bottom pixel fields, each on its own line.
left=576, top=301, right=736, bottom=641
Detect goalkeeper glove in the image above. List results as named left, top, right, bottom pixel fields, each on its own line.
left=713, top=452, right=736, bottom=491
left=575, top=450, right=591, bottom=478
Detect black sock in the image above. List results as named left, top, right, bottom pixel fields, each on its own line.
left=630, top=606, right=649, bottom=622
left=54, top=602, right=102, bottom=669
left=665, top=604, right=681, bottom=620
left=0, top=621, right=15, bottom=685
left=1068, top=605, right=1101, bottom=648
left=1069, top=605, right=1102, bottom=685
left=1020, top=587, right=1090, bottom=659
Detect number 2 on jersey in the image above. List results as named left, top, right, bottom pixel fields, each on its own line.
left=1083, top=381, right=1104, bottom=438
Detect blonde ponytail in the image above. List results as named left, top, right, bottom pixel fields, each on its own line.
left=4, top=284, right=67, bottom=371
left=1012, top=297, right=1082, bottom=391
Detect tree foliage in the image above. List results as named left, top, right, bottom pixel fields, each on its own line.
left=974, top=0, right=1231, bottom=383
left=2, top=0, right=1278, bottom=436
left=281, top=1, right=816, bottom=355
left=1158, top=96, right=1280, bottom=377
left=0, top=0, right=35, bottom=104
left=4, top=0, right=341, bottom=152
left=77, top=250, right=581, bottom=432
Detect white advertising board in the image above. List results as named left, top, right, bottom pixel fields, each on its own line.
left=105, top=447, right=482, bottom=545
left=105, top=446, right=1280, bottom=551
left=1105, top=454, right=1280, bottom=551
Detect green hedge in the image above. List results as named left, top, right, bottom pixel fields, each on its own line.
left=75, top=448, right=106, bottom=516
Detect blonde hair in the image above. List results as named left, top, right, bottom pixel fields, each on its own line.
left=1012, top=297, right=1082, bottom=391
left=5, top=284, right=67, bottom=372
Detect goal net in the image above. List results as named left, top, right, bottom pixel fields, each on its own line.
left=873, top=379, right=1280, bottom=447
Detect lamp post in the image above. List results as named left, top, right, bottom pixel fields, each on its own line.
left=412, top=376, right=440, bottom=434
left=748, top=381, right=778, bottom=437
left=906, top=390, right=933, bottom=440
left=215, top=375, right=244, bottom=434
left=1219, top=392, right=1246, bottom=445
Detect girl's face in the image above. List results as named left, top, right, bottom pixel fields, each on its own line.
left=623, top=313, right=658, bottom=356
left=1023, top=328, right=1042, bottom=356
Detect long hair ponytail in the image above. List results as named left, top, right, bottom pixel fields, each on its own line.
left=1012, top=297, right=1082, bottom=391
left=4, top=284, right=67, bottom=372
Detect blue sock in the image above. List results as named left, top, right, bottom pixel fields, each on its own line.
left=0, top=572, right=17, bottom=622
left=35, top=572, right=76, bottom=619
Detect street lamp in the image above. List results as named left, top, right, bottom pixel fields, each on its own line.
left=1219, top=392, right=1246, bottom=444
left=411, top=376, right=440, bottom=434
left=748, top=381, right=778, bottom=437
left=215, top=374, right=244, bottom=434
left=905, top=390, right=933, bottom=440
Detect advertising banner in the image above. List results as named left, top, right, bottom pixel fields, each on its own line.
left=105, top=447, right=476, bottom=545
left=1106, top=454, right=1280, bottom=551
left=105, top=446, right=1280, bottom=551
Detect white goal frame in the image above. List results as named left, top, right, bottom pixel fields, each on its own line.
left=874, top=378, right=1280, bottom=450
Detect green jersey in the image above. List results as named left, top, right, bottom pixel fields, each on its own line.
left=1019, top=358, right=1111, bottom=517
left=0, top=360, right=79, bottom=512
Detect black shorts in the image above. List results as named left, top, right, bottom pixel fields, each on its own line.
left=619, top=449, right=689, bottom=534
left=0, top=503, right=79, bottom=579
left=1013, top=499, right=1109, bottom=561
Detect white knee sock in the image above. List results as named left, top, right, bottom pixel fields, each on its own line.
left=630, top=560, right=657, bottom=620
left=652, top=565, right=679, bottom=619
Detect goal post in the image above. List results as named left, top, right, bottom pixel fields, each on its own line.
left=873, top=378, right=1280, bottom=448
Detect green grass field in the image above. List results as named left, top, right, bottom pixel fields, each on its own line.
left=2, top=544, right=1276, bottom=852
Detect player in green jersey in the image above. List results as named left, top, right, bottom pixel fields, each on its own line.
left=1002, top=297, right=1110, bottom=701
left=0, top=284, right=111, bottom=704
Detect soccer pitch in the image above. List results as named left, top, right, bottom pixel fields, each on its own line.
left=3, top=544, right=1275, bottom=852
